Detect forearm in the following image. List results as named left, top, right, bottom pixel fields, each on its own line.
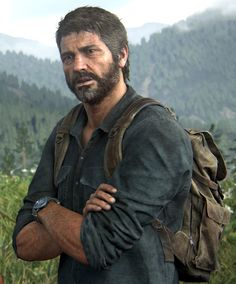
left=38, top=202, right=88, bottom=264
left=16, top=221, right=62, bottom=261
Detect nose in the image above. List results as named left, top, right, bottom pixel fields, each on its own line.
left=73, top=54, right=87, bottom=72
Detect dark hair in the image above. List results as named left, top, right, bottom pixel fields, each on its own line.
left=56, top=6, right=129, bottom=82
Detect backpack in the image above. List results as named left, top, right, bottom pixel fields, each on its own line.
left=54, top=97, right=231, bottom=282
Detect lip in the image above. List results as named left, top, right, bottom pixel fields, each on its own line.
left=76, top=79, right=94, bottom=88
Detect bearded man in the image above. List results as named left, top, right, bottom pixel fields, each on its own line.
left=13, top=6, right=192, bottom=284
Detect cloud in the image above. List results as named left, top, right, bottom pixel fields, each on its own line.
left=0, top=1, right=13, bottom=23
left=215, top=0, right=236, bottom=13
left=1, top=0, right=235, bottom=45
left=115, top=0, right=221, bottom=27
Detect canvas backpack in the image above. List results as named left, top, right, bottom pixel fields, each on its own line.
left=54, top=97, right=231, bottom=282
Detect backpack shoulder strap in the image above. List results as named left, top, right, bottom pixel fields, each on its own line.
left=104, top=97, right=169, bottom=178
left=54, top=104, right=83, bottom=185
left=200, top=130, right=227, bottom=181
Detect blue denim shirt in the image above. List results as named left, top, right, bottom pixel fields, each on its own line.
left=13, top=86, right=192, bottom=284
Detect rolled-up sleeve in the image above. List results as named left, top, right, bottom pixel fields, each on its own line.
left=81, top=201, right=143, bottom=269
left=12, top=126, right=57, bottom=252
left=80, top=106, right=193, bottom=270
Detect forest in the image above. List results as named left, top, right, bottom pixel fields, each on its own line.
left=0, top=72, right=75, bottom=174
left=0, top=9, right=236, bottom=283
left=1, top=10, right=236, bottom=173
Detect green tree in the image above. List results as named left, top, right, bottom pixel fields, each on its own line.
left=209, top=174, right=236, bottom=284
left=1, top=147, right=16, bottom=175
left=15, top=123, right=33, bottom=170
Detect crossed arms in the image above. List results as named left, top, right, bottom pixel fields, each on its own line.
left=16, top=184, right=117, bottom=264
left=15, top=108, right=192, bottom=268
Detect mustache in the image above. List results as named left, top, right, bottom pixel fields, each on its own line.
left=72, top=71, right=100, bottom=84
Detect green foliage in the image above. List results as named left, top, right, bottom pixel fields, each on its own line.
left=1, top=12, right=236, bottom=130
left=1, top=12, right=236, bottom=155
left=0, top=10, right=236, bottom=282
left=129, top=14, right=236, bottom=132
left=1, top=171, right=236, bottom=283
left=208, top=176, right=236, bottom=284
left=0, top=72, right=76, bottom=169
left=1, top=147, right=15, bottom=175
left=0, top=12, right=236, bottom=135
left=0, top=174, right=58, bottom=283
left=0, top=51, right=70, bottom=97
left=15, top=123, right=33, bottom=169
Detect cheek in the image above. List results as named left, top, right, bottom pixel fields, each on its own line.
left=64, top=69, right=71, bottom=80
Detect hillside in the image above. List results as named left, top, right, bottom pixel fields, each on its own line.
left=0, top=33, right=59, bottom=60
left=0, top=24, right=167, bottom=59
left=0, top=9, right=236, bottom=170
left=127, top=23, right=168, bottom=44
left=0, top=10, right=235, bottom=127
left=0, top=72, right=76, bottom=171
left=130, top=12, right=236, bottom=128
left=0, top=50, right=71, bottom=97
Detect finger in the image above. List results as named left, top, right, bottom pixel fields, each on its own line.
left=83, top=204, right=102, bottom=216
left=97, top=183, right=117, bottom=193
left=89, top=192, right=115, bottom=204
left=87, top=197, right=112, bottom=210
left=95, top=191, right=116, bottom=203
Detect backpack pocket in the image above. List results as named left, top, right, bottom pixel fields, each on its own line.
left=195, top=198, right=230, bottom=271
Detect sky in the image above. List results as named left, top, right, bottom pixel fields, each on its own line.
left=0, top=0, right=235, bottom=46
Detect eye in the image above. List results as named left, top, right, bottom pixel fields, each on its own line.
left=88, top=49, right=94, bottom=54
left=86, top=47, right=97, bottom=55
left=62, top=54, right=74, bottom=65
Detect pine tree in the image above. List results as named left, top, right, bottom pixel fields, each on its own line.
left=1, top=147, right=15, bottom=175
left=15, top=123, right=33, bottom=170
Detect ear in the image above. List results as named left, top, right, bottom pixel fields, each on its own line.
left=118, top=46, right=129, bottom=68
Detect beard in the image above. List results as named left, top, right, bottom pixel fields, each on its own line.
left=65, top=62, right=120, bottom=105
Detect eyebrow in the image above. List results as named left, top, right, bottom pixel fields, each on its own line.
left=61, top=44, right=100, bottom=56
left=80, top=44, right=98, bottom=50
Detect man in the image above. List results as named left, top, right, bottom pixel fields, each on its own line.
left=13, top=6, right=192, bottom=284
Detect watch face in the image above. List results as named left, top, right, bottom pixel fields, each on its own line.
left=34, top=197, right=48, bottom=210
left=32, top=196, right=59, bottom=218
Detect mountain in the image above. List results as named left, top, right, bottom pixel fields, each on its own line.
left=0, top=71, right=76, bottom=169
left=0, top=50, right=71, bottom=97
left=1, top=9, right=236, bottom=126
left=129, top=10, right=236, bottom=129
left=0, top=9, right=236, bottom=163
left=127, top=23, right=168, bottom=44
left=175, top=8, right=236, bottom=30
left=0, top=33, right=59, bottom=60
left=0, top=23, right=167, bottom=60
left=0, top=21, right=167, bottom=98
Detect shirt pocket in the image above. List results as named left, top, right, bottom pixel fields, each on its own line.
left=56, top=165, right=72, bottom=205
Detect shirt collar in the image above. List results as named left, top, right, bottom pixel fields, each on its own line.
left=99, top=85, right=139, bottom=133
left=70, top=85, right=139, bottom=137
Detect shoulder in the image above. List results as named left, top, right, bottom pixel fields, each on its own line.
left=122, top=101, right=191, bottom=154
left=128, top=102, right=184, bottom=136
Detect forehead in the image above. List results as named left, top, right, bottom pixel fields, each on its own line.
left=60, top=31, right=109, bottom=53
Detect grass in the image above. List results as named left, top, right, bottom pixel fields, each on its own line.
left=0, top=174, right=58, bottom=284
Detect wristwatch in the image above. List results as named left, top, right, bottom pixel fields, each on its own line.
left=32, top=196, right=60, bottom=218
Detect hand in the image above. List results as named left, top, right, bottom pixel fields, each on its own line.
left=83, top=183, right=117, bottom=216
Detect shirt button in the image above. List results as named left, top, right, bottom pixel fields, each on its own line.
left=75, top=181, right=79, bottom=186
left=80, top=156, right=84, bottom=160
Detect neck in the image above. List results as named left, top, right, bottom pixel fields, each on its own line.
left=83, top=81, right=127, bottom=130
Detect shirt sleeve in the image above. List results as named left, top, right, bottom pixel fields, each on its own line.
left=80, top=105, right=193, bottom=270
left=12, top=126, right=57, bottom=253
